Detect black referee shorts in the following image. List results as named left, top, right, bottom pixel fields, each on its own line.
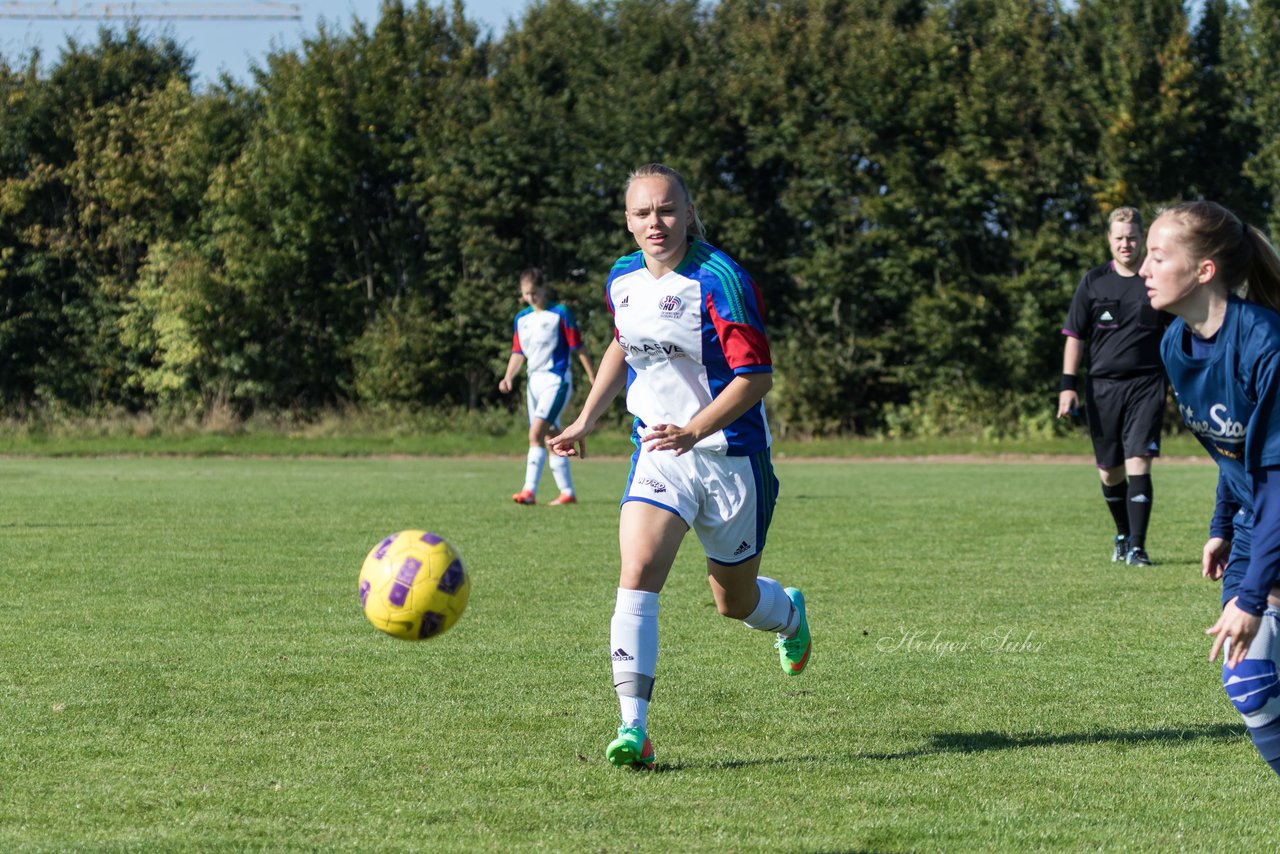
left=1084, top=373, right=1166, bottom=469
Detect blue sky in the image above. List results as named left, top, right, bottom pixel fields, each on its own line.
left=0, top=0, right=531, bottom=85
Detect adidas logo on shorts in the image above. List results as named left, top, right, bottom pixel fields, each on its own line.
left=733, top=540, right=751, bottom=556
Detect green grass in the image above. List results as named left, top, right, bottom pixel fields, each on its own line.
left=0, top=413, right=1211, bottom=460
left=0, top=455, right=1265, bottom=852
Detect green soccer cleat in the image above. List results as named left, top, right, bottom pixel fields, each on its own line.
left=775, top=587, right=810, bottom=676
left=606, top=725, right=655, bottom=770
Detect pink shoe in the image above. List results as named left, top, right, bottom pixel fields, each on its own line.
left=512, top=489, right=536, bottom=505
left=548, top=492, right=577, bottom=506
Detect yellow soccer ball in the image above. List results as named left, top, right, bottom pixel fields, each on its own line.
left=358, top=531, right=469, bottom=640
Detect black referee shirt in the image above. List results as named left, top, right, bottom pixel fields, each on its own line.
left=1063, top=261, right=1167, bottom=379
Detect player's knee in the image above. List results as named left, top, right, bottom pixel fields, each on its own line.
left=1223, top=658, right=1280, bottom=721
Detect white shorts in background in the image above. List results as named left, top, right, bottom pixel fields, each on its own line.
left=622, top=444, right=778, bottom=565
left=526, top=371, right=571, bottom=426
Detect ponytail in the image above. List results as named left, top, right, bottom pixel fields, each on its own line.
left=1242, top=226, right=1280, bottom=315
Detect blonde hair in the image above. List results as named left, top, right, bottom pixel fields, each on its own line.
left=626, top=163, right=707, bottom=240
left=1108, top=206, right=1143, bottom=229
left=1158, top=201, right=1280, bottom=315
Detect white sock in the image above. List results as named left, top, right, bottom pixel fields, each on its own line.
left=743, top=576, right=798, bottom=636
left=611, top=588, right=659, bottom=730
left=549, top=452, right=574, bottom=495
left=524, top=445, right=547, bottom=493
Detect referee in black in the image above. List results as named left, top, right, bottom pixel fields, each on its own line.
left=1057, top=206, right=1167, bottom=566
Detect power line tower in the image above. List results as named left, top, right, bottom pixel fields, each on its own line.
left=0, top=1, right=300, bottom=19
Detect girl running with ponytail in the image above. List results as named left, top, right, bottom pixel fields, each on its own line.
left=1141, top=200, right=1280, bottom=776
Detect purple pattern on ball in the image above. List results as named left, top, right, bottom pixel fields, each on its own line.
left=419, top=612, right=444, bottom=638
left=359, top=580, right=370, bottom=608
left=388, top=557, right=422, bottom=607
left=436, top=560, right=465, bottom=595
left=374, top=535, right=396, bottom=560
left=419, top=532, right=443, bottom=545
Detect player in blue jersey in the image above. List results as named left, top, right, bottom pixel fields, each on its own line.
left=499, top=267, right=596, bottom=506
left=1058, top=207, right=1168, bottom=567
left=548, top=163, right=810, bottom=770
left=1140, top=200, right=1280, bottom=777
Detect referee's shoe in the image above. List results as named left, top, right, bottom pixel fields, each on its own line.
left=1112, top=535, right=1129, bottom=562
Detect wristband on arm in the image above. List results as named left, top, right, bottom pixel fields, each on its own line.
left=1060, top=374, right=1078, bottom=392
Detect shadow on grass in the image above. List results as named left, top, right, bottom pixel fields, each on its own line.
left=652, top=724, right=1241, bottom=772
left=862, top=723, right=1243, bottom=760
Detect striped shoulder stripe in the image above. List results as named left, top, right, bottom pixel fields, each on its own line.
left=700, top=250, right=751, bottom=324
left=610, top=251, right=645, bottom=276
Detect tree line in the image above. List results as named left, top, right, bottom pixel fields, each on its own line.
left=2, top=0, right=1278, bottom=436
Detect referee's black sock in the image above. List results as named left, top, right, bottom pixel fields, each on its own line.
left=1127, top=474, right=1153, bottom=549
left=1101, top=481, right=1129, bottom=537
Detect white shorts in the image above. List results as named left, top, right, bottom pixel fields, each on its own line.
left=526, top=371, right=571, bottom=426
left=622, top=444, right=779, bottom=565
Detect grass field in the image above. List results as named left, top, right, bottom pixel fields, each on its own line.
left=1, top=454, right=1272, bottom=851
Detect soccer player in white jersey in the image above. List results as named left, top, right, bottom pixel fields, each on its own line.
left=549, top=163, right=810, bottom=770
left=1141, top=201, right=1280, bottom=777
left=499, top=268, right=596, bottom=506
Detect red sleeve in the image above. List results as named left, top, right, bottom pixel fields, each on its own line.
left=706, top=292, right=771, bottom=370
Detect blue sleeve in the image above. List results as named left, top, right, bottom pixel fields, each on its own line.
left=1238, top=466, right=1280, bottom=615
left=1210, top=472, right=1240, bottom=541
left=1247, top=348, right=1280, bottom=471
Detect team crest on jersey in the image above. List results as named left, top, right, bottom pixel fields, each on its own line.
left=658, top=295, right=684, bottom=318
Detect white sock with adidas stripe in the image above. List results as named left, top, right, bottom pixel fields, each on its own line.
left=611, top=587, right=658, bottom=730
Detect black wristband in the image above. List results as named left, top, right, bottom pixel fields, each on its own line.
left=1060, top=374, right=1078, bottom=392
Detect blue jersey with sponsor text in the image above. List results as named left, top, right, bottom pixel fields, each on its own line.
left=1162, top=296, right=1280, bottom=511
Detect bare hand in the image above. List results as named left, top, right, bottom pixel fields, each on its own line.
left=499, top=378, right=513, bottom=394
left=1207, top=597, right=1262, bottom=668
left=1056, top=390, right=1079, bottom=419
left=1202, top=537, right=1231, bottom=581
left=548, top=422, right=588, bottom=458
left=642, top=423, right=697, bottom=456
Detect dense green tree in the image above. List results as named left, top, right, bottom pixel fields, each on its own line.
left=0, top=28, right=192, bottom=409
left=0, top=0, right=1271, bottom=435
left=1236, top=0, right=1280, bottom=233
